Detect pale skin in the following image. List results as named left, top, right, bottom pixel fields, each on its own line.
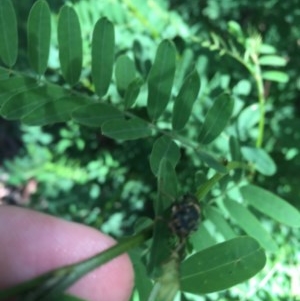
left=0, top=206, right=134, bottom=301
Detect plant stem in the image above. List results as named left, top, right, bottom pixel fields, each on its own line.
left=252, top=59, right=266, bottom=148
left=0, top=225, right=153, bottom=301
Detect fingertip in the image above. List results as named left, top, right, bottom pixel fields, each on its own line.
left=0, top=206, right=134, bottom=301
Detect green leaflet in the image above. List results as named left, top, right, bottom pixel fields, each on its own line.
left=237, top=103, right=260, bottom=140
left=27, top=0, right=51, bottom=75
left=156, top=158, right=178, bottom=213
left=0, top=76, right=38, bottom=106
left=72, top=103, right=122, bottom=127
left=92, top=17, right=115, bottom=97
left=190, top=221, right=217, bottom=252
left=172, top=69, right=200, bottom=131
left=0, top=0, right=18, bottom=67
left=241, top=185, right=300, bottom=228
left=0, top=66, right=9, bottom=80
left=148, top=158, right=178, bottom=277
left=147, top=40, right=176, bottom=120
left=197, top=150, right=228, bottom=173
left=241, top=146, right=276, bottom=176
left=115, top=54, right=136, bottom=97
left=1, top=83, right=68, bottom=119
left=224, top=198, right=278, bottom=252
left=259, top=55, right=286, bottom=67
left=173, top=48, right=194, bottom=91
left=130, top=250, right=153, bottom=301
left=262, top=71, right=289, bottom=83
left=205, top=206, right=236, bottom=240
left=58, top=5, right=82, bottom=86
left=227, top=20, right=244, bottom=43
left=259, top=44, right=276, bottom=54
left=102, top=118, right=151, bottom=140
left=124, top=77, right=143, bottom=109
left=198, top=93, right=234, bottom=144
left=229, top=135, right=242, bottom=161
left=22, top=96, right=91, bottom=126
left=180, top=236, right=266, bottom=294
left=149, top=136, right=180, bottom=176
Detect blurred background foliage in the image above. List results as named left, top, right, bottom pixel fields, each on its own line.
left=0, top=0, right=299, bottom=300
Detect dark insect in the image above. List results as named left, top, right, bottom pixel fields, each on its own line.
left=168, top=194, right=201, bottom=239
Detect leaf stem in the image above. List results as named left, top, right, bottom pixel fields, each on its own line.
left=196, top=161, right=251, bottom=199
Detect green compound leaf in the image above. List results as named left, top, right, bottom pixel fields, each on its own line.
left=1, top=83, right=68, bottom=119
left=172, top=69, right=200, bottom=131
left=198, top=93, right=234, bottom=144
left=58, top=5, right=82, bottom=86
left=102, top=118, right=151, bottom=140
left=241, top=185, right=300, bottom=228
left=180, top=236, right=266, bottom=294
left=259, top=55, right=287, bottom=67
left=92, top=17, right=115, bottom=97
left=262, top=71, right=289, bottom=83
left=241, top=146, right=276, bottom=176
left=0, top=0, right=18, bottom=67
left=147, top=40, right=176, bottom=120
left=72, top=103, right=122, bottom=127
left=115, top=54, right=136, bottom=97
left=27, top=0, right=51, bottom=75
left=0, top=76, right=38, bottom=106
left=22, top=96, right=91, bottom=126
left=224, top=198, right=278, bottom=252
left=149, top=135, right=180, bottom=176
left=124, top=77, right=143, bottom=109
